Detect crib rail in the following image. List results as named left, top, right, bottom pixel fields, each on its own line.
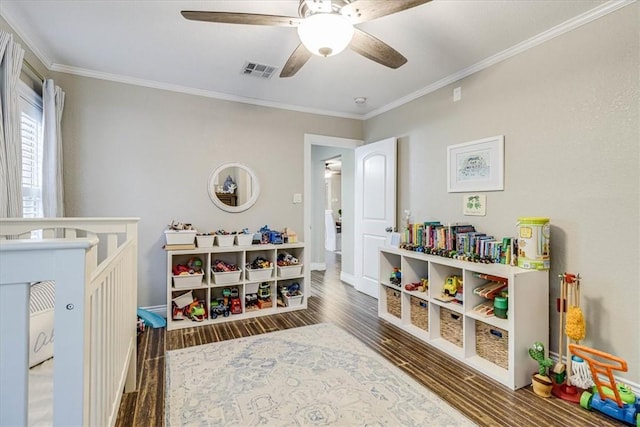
left=0, top=218, right=139, bottom=427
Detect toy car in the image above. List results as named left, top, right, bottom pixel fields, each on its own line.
left=258, top=282, right=271, bottom=299
left=245, top=293, right=258, bottom=308
left=390, top=268, right=401, bottom=286
left=443, top=276, right=462, bottom=297
left=230, top=297, right=242, bottom=314
left=210, top=298, right=230, bottom=319
left=186, top=300, right=206, bottom=322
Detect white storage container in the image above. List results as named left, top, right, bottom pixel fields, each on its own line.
left=196, top=235, right=215, bottom=247
left=277, top=264, right=303, bottom=278
left=211, top=268, right=242, bottom=285
left=172, top=273, right=204, bottom=289
left=235, top=234, right=253, bottom=246
left=245, top=267, right=274, bottom=281
left=283, top=292, right=304, bottom=307
left=172, top=291, right=194, bottom=308
left=216, top=234, right=235, bottom=247
left=165, top=229, right=197, bottom=245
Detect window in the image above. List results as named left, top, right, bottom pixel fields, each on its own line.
left=18, top=80, right=43, bottom=218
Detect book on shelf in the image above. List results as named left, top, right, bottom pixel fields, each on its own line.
left=163, top=243, right=196, bottom=251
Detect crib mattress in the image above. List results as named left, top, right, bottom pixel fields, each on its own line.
left=29, top=358, right=53, bottom=426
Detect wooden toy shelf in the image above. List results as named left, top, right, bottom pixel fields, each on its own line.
left=379, top=246, right=549, bottom=390
left=166, top=242, right=306, bottom=331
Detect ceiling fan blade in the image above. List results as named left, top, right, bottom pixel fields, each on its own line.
left=340, top=0, right=431, bottom=24
left=181, top=11, right=302, bottom=27
left=280, top=44, right=313, bottom=78
left=350, top=29, right=407, bottom=69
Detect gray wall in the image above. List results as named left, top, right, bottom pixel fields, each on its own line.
left=3, top=4, right=638, bottom=385
left=46, top=74, right=362, bottom=308
left=364, top=4, right=639, bottom=383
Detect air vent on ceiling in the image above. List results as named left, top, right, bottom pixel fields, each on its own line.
left=241, top=61, right=278, bottom=79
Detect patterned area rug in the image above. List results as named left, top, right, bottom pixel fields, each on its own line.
left=165, top=323, right=476, bottom=426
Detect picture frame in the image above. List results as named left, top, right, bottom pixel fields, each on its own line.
left=447, top=135, right=504, bottom=192
left=385, top=232, right=401, bottom=248
left=463, top=194, right=486, bottom=216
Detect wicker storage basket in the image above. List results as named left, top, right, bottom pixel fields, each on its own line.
left=475, top=321, right=509, bottom=369
left=384, top=286, right=401, bottom=318
left=440, top=307, right=463, bottom=347
left=410, top=296, right=429, bottom=331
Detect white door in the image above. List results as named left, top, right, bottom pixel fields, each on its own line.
left=354, top=137, right=397, bottom=298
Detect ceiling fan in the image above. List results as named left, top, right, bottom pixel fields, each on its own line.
left=181, top=0, right=431, bottom=78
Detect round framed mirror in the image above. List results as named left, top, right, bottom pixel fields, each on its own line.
left=207, top=162, right=260, bottom=213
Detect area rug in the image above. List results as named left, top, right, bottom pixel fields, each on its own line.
left=165, top=323, right=476, bottom=426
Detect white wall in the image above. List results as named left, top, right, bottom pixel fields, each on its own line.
left=364, top=4, right=639, bottom=384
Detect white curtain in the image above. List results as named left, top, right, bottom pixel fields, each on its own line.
left=42, top=79, right=65, bottom=217
left=0, top=30, right=25, bottom=218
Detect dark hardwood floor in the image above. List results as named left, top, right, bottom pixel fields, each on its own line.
left=116, top=252, right=624, bottom=426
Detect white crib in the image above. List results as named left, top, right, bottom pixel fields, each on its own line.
left=0, top=218, right=139, bottom=427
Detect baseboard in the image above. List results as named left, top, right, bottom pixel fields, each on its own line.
left=549, top=350, right=639, bottom=395
left=140, top=304, right=167, bottom=319
left=311, top=262, right=326, bottom=271
left=340, top=272, right=356, bottom=287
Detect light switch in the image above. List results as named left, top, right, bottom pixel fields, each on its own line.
left=293, top=193, right=303, bottom=204
left=453, top=86, right=462, bottom=102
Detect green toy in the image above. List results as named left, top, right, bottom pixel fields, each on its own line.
left=529, top=341, right=554, bottom=398
left=529, top=341, right=554, bottom=375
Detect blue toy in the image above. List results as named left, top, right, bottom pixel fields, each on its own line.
left=137, top=308, right=167, bottom=328
left=569, top=344, right=639, bottom=426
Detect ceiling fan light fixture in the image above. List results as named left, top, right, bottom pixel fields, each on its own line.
left=297, top=13, right=354, bottom=57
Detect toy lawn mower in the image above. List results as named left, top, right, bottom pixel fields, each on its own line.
left=569, top=344, right=639, bottom=426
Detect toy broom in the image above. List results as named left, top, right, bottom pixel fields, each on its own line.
left=565, top=274, right=585, bottom=388
left=552, top=274, right=567, bottom=378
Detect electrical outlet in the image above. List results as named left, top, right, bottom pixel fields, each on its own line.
left=293, top=193, right=303, bottom=204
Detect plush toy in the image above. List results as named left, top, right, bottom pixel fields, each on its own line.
left=529, top=341, right=553, bottom=376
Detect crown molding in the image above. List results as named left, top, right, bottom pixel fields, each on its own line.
left=49, top=63, right=363, bottom=120
left=3, top=0, right=634, bottom=121
left=0, top=5, right=53, bottom=69
left=363, top=0, right=636, bottom=120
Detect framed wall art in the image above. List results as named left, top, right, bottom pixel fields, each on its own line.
left=447, top=135, right=504, bottom=192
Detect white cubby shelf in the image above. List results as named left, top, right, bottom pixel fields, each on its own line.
left=379, top=246, right=549, bottom=390
left=166, top=242, right=306, bottom=331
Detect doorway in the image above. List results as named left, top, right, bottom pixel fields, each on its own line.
left=304, top=134, right=362, bottom=286
left=324, top=157, right=342, bottom=254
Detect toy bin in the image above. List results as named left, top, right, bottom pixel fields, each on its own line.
left=384, top=286, right=401, bottom=318
left=235, top=234, right=253, bottom=246
left=172, top=290, right=195, bottom=309
left=165, top=229, right=196, bottom=245
left=211, top=268, right=242, bottom=285
left=215, top=235, right=235, bottom=247
left=282, top=292, right=304, bottom=307
left=277, top=264, right=303, bottom=278
left=196, top=235, right=214, bottom=247
left=440, top=307, right=463, bottom=347
left=245, top=267, right=273, bottom=281
left=172, top=273, right=204, bottom=289
left=475, top=321, right=509, bottom=369
left=410, top=296, right=429, bottom=331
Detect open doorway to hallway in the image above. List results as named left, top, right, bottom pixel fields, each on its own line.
left=304, top=134, right=362, bottom=287
left=324, top=157, right=342, bottom=255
